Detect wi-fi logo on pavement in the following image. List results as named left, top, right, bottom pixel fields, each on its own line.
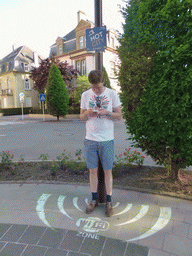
left=36, top=193, right=172, bottom=242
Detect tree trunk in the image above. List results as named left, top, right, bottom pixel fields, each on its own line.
left=170, top=160, right=179, bottom=181
left=57, top=115, right=59, bottom=121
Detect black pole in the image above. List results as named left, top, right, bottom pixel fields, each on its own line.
left=95, top=0, right=105, bottom=204
left=95, top=0, right=103, bottom=71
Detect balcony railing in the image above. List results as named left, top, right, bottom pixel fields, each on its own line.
left=0, top=89, right=13, bottom=96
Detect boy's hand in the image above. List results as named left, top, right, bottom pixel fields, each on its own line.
left=86, top=109, right=98, bottom=117
left=97, top=108, right=109, bottom=116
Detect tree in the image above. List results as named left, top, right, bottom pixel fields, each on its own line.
left=46, top=64, right=69, bottom=121
left=103, top=66, right=112, bottom=89
left=68, top=75, right=91, bottom=114
left=118, top=0, right=192, bottom=180
left=30, top=57, right=77, bottom=93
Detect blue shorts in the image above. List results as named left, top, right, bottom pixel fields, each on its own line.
left=84, top=139, right=114, bottom=170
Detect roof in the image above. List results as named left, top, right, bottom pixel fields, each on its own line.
left=0, top=46, right=23, bottom=64
left=63, top=29, right=76, bottom=41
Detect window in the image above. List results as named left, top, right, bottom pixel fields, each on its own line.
left=111, top=37, right=115, bottom=48
left=76, top=61, right=81, bottom=73
left=110, top=61, right=115, bottom=77
left=26, top=96, right=32, bottom=107
left=7, top=78, right=10, bottom=89
left=76, top=60, right=86, bottom=75
left=24, top=63, right=28, bottom=72
left=82, top=60, right=86, bottom=75
left=59, top=45, right=63, bottom=55
left=79, top=36, right=84, bottom=49
left=25, top=78, right=30, bottom=90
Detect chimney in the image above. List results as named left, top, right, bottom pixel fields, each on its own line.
left=77, top=11, right=86, bottom=24
left=34, top=52, right=39, bottom=68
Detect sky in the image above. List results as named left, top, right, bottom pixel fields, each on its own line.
left=0, top=0, right=126, bottom=60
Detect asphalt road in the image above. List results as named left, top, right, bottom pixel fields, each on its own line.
left=0, top=115, right=192, bottom=171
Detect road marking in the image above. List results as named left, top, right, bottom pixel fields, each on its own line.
left=36, top=194, right=172, bottom=242
left=36, top=193, right=52, bottom=228
left=58, top=195, right=73, bottom=219
left=127, top=207, right=172, bottom=241
left=73, top=197, right=83, bottom=212
left=0, top=122, right=26, bottom=125
left=113, top=203, right=132, bottom=216
left=116, top=205, right=149, bottom=226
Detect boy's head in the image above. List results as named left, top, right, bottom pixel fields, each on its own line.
left=88, top=70, right=104, bottom=85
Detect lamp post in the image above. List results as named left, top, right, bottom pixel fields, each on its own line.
left=95, top=0, right=103, bottom=71
left=95, top=0, right=106, bottom=204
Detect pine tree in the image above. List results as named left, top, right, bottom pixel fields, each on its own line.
left=103, top=66, right=112, bottom=89
left=118, top=0, right=192, bottom=180
left=46, top=63, right=69, bottom=121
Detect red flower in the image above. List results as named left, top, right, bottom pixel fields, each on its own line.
left=123, top=152, right=127, bottom=156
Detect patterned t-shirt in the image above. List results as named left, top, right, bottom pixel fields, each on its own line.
left=80, top=87, right=121, bottom=141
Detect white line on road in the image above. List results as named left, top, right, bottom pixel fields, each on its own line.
left=36, top=193, right=53, bottom=229
left=127, top=207, right=172, bottom=241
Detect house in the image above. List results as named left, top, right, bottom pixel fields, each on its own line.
left=0, top=46, right=41, bottom=109
left=50, top=11, right=120, bottom=91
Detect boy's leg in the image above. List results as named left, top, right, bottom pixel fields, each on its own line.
left=89, top=168, right=98, bottom=193
left=104, top=169, right=113, bottom=196
left=104, top=169, right=114, bottom=217
left=86, top=168, right=98, bottom=214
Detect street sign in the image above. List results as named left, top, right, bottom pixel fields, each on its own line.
left=19, top=92, right=25, bottom=103
left=39, top=94, right=46, bottom=102
left=19, top=92, right=24, bottom=99
left=86, top=26, right=107, bottom=52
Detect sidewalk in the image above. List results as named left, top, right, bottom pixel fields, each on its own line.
left=0, top=183, right=191, bottom=256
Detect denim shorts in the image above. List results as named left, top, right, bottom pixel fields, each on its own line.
left=84, top=139, right=114, bottom=170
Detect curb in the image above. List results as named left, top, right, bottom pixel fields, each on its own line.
left=28, top=114, right=80, bottom=119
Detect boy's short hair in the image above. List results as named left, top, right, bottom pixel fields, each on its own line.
left=88, top=70, right=104, bottom=84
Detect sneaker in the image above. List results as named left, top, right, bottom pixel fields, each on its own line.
left=86, top=200, right=98, bottom=214
left=105, top=202, right=114, bottom=217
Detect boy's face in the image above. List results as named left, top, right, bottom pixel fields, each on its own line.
left=91, top=83, right=104, bottom=95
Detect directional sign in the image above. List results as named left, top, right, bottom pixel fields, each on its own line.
left=86, top=26, right=107, bottom=52
left=19, top=92, right=24, bottom=99
left=39, top=94, right=46, bottom=102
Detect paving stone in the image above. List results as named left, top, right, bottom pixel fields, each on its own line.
left=38, top=228, right=66, bottom=248
left=172, top=221, right=190, bottom=238
left=0, top=224, right=27, bottom=242
left=59, top=230, right=84, bottom=252
left=22, top=245, right=47, bottom=255
left=18, top=225, right=46, bottom=244
left=188, top=224, right=192, bottom=239
left=163, top=233, right=192, bottom=256
left=68, top=252, right=91, bottom=256
left=101, top=237, right=127, bottom=256
left=0, top=224, right=12, bottom=239
left=125, top=243, right=149, bottom=256
left=138, top=231, right=165, bottom=250
left=148, top=248, right=170, bottom=256
left=0, top=241, right=6, bottom=250
left=80, top=234, right=105, bottom=256
left=183, top=210, right=192, bottom=224
left=44, top=248, right=68, bottom=256
left=0, top=242, right=26, bottom=256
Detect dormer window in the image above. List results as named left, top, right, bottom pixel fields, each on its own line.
left=59, top=45, right=63, bottom=55
left=24, top=63, right=28, bottom=72
left=79, top=36, right=84, bottom=49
